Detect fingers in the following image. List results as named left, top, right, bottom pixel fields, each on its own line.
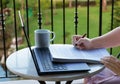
left=101, top=56, right=120, bottom=75
left=72, top=35, right=91, bottom=50
left=72, top=35, right=82, bottom=46
left=75, top=39, right=86, bottom=49
left=76, top=38, right=91, bottom=50
left=101, top=56, right=116, bottom=67
left=101, top=56, right=120, bottom=66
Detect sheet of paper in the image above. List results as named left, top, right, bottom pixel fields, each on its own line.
left=49, top=44, right=110, bottom=63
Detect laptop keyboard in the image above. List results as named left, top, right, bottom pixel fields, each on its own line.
left=37, top=48, right=67, bottom=71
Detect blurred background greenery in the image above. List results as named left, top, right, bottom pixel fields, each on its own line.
left=1, top=0, right=120, bottom=56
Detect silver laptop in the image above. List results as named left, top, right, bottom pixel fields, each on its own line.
left=33, top=47, right=90, bottom=75
left=18, top=11, right=90, bottom=75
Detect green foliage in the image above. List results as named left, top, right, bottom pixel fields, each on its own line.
left=41, top=0, right=50, bottom=10
left=113, top=7, right=120, bottom=28
left=53, top=0, right=69, bottom=8
left=2, top=0, right=120, bottom=55
left=113, top=1, right=120, bottom=28
left=1, top=0, right=9, bottom=8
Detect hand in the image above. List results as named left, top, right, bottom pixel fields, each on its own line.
left=72, top=35, right=82, bottom=46
left=72, top=35, right=92, bottom=49
left=101, top=56, right=120, bottom=76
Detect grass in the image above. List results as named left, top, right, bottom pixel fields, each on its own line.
left=27, top=6, right=111, bottom=44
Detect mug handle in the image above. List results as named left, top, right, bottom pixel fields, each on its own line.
left=50, top=31, right=55, bottom=41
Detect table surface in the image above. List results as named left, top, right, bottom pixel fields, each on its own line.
left=6, top=44, right=105, bottom=81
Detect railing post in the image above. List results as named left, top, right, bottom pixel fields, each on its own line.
left=74, top=0, right=78, bottom=35
left=0, top=0, right=8, bottom=77
left=110, top=0, right=115, bottom=55
left=99, top=0, right=103, bottom=36
left=38, top=0, right=42, bottom=29
left=25, top=0, right=29, bottom=38
left=87, top=0, right=90, bottom=38
left=50, top=0, right=54, bottom=44
left=13, top=0, right=18, bottom=51
left=63, top=0, right=66, bottom=44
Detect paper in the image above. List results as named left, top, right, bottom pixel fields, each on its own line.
left=49, top=44, right=110, bottom=63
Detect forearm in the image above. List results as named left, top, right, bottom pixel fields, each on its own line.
left=91, top=27, right=120, bottom=49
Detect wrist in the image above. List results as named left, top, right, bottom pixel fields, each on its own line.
left=90, top=37, right=102, bottom=49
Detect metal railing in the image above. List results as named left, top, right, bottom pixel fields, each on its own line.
left=0, top=0, right=119, bottom=79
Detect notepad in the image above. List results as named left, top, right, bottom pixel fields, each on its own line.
left=49, top=44, right=110, bottom=63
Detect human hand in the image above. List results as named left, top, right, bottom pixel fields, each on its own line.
left=72, top=35, right=92, bottom=50
left=101, top=56, right=120, bottom=76
left=72, top=35, right=82, bottom=46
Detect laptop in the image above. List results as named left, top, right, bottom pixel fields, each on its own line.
left=18, top=11, right=90, bottom=75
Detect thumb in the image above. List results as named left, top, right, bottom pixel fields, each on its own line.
left=76, top=38, right=86, bottom=49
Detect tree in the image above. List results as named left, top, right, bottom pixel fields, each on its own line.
left=69, top=0, right=72, bottom=8
left=2, top=0, right=9, bottom=8
left=102, top=0, right=107, bottom=11
left=113, top=6, right=120, bottom=28
left=40, top=0, right=51, bottom=25
left=110, top=0, right=120, bottom=28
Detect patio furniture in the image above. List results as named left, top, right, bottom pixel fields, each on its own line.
left=6, top=44, right=105, bottom=84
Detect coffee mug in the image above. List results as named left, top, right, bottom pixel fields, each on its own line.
left=35, top=29, right=55, bottom=48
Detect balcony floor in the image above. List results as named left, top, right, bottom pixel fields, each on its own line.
left=0, top=65, right=5, bottom=77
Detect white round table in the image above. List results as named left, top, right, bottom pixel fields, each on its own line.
left=6, top=45, right=105, bottom=84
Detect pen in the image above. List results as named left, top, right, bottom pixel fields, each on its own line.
left=75, top=33, right=86, bottom=46
left=117, top=53, right=120, bottom=58
left=81, top=33, right=87, bottom=38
